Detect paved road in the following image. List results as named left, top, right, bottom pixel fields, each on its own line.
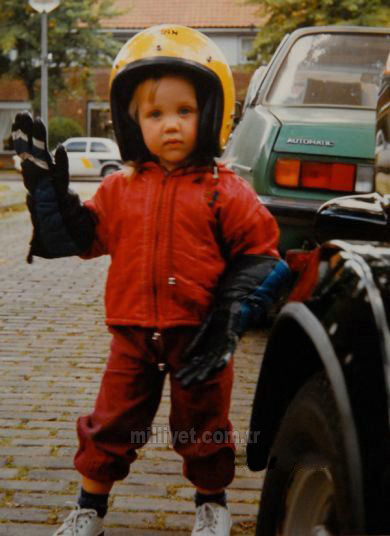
left=0, top=205, right=267, bottom=535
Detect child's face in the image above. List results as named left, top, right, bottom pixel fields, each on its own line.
left=131, top=75, right=199, bottom=171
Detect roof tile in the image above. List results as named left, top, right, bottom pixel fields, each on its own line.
left=102, top=0, right=261, bottom=29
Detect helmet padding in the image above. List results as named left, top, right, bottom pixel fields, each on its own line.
left=110, top=59, right=223, bottom=164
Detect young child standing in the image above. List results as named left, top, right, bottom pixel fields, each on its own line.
left=12, top=24, right=289, bottom=536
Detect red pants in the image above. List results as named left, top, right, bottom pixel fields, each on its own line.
left=74, top=326, right=235, bottom=490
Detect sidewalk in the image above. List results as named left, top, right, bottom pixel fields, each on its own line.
left=0, top=211, right=266, bottom=535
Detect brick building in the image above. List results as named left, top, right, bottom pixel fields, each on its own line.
left=0, top=0, right=262, bottom=167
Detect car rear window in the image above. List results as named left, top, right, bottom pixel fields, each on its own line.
left=265, top=32, right=390, bottom=108
left=91, top=142, right=110, bottom=152
left=66, top=141, right=87, bottom=152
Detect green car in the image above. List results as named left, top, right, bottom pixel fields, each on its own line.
left=224, top=26, right=390, bottom=253
left=376, top=52, right=390, bottom=196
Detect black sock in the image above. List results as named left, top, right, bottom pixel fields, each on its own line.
left=78, top=487, right=109, bottom=518
left=195, top=490, right=227, bottom=508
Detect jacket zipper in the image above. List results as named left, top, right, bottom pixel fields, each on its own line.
left=167, top=177, right=179, bottom=288
left=152, top=173, right=169, bottom=325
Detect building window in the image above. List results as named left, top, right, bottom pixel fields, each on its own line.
left=87, top=102, right=114, bottom=139
left=0, top=102, right=31, bottom=153
left=240, top=37, right=254, bottom=64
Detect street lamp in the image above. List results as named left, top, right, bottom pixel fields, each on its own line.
left=29, top=0, right=60, bottom=128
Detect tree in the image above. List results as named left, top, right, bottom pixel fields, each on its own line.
left=0, top=0, right=121, bottom=110
left=48, top=116, right=83, bottom=148
left=247, top=0, right=390, bottom=63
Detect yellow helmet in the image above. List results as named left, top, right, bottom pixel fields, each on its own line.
left=110, top=24, right=235, bottom=162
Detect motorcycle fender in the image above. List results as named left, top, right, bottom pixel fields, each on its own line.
left=247, top=302, right=363, bottom=510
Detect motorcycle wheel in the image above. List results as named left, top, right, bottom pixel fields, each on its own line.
left=256, top=373, right=364, bottom=536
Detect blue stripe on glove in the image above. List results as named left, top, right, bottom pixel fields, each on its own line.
left=239, top=259, right=291, bottom=332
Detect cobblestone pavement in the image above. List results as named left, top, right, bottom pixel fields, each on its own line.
left=0, top=206, right=267, bottom=536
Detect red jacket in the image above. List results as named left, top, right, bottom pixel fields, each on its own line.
left=83, top=162, right=280, bottom=328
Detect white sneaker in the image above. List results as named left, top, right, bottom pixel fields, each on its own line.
left=52, top=504, right=104, bottom=536
left=192, top=503, right=232, bottom=536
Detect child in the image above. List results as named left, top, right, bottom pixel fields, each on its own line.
left=12, top=24, right=289, bottom=536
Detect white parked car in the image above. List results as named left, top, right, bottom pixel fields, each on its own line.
left=13, top=137, right=123, bottom=178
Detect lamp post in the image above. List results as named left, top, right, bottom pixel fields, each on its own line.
left=29, top=0, right=60, bottom=128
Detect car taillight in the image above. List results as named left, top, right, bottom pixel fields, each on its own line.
left=274, top=159, right=300, bottom=187
left=275, top=159, right=373, bottom=192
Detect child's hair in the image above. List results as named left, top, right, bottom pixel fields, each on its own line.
left=128, top=78, right=159, bottom=124
left=128, top=68, right=219, bottom=169
left=128, top=70, right=196, bottom=122
left=112, top=64, right=223, bottom=171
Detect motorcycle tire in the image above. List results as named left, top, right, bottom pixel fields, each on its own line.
left=256, top=372, right=364, bottom=536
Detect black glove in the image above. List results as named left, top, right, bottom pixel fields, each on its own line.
left=174, top=305, right=240, bottom=388
left=12, top=112, right=69, bottom=196
left=12, top=112, right=96, bottom=262
left=175, top=256, right=291, bottom=388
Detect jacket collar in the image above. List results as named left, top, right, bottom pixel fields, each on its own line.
left=139, top=160, right=214, bottom=178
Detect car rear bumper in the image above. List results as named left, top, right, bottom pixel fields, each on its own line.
left=261, top=195, right=324, bottom=252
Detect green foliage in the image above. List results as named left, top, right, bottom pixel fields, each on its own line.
left=48, top=116, right=83, bottom=149
left=247, top=0, right=390, bottom=63
left=0, top=0, right=122, bottom=109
